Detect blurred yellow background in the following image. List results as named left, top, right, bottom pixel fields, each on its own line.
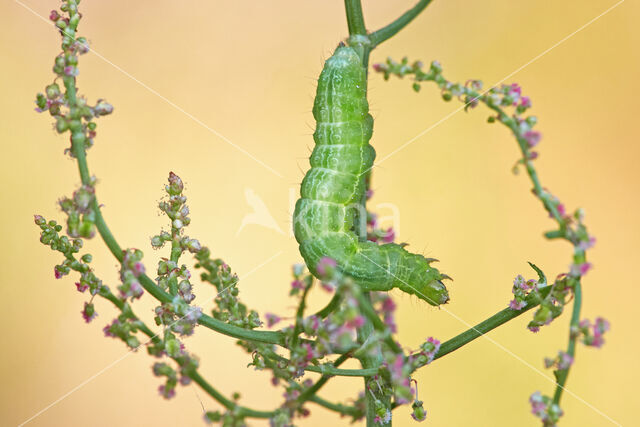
left=1, top=0, right=638, bottom=426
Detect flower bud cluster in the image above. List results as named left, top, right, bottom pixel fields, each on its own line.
left=290, top=263, right=312, bottom=296
left=103, top=316, right=143, bottom=349
left=529, top=391, right=562, bottom=426
left=509, top=274, right=538, bottom=311
left=507, top=265, right=575, bottom=333
left=371, top=292, right=397, bottom=333
left=373, top=58, right=541, bottom=157
left=571, top=317, right=610, bottom=348
left=543, top=350, right=574, bottom=371
left=204, top=405, right=245, bottom=427
left=119, top=249, right=145, bottom=300
left=59, top=183, right=97, bottom=238
left=195, top=247, right=262, bottom=330
left=34, top=215, right=107, bottom=322
left=36, top=2, right=113, bottom=155
left=367, top=212, right=395, bottom=244
left=154, top=297, right=203, bottom=337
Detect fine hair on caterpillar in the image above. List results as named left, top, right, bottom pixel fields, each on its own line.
left=293, top=45, right=450, bottom=306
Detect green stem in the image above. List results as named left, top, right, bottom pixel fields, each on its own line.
left=344, top=0, right=367, bottom=35
left=189, top=370, right=276, bottom=418
left=356, top=292, right=388, bottom=427
left=71, top=139, right=289, bottom=346
left=369, top=0, right=434, bottom=47
left=309, top=395, right=361, bottom=417
left=553, top=281, right=582, bottom=405
left=101, top=289, right=275, bottom=418
left=297, top=353, right=351, bottom=405
left=314, top=293, right=342, bottom=318
left=355, top=291, right=402, bottom=353
left=266, top=285, right=553, bottom=379
left=429, top=286, right=551, bottom=363
left=291, top=283, right=312, bottom=347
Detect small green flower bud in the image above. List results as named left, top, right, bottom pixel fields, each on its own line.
left=55, top=19, right=67, bottom=29
left=87, top=121, right=97, bottom=131
left=151, top=235, right=164, bottom=248
left=81, top=254, right=93, bottom=263
left=34, top=215, right=46, bottom=226
left=49, top=103, right=61, bottom=116
left=36, top=93, right=48, bottom=110
left=165, top=338, right=181, bottom=357
left=430, top=60, right=442, bottom=74
left=93, top=101, right=113, bottom=116
left=45, top=83, right=61, bottom=99
left=69, top=13, right=80, bottom=29
left=411, top=400, right=427, bottom=421
left=442, top=92, right=452, bottom=102
left=68, top=119, right=82, bottom=132
left=126, top=336, right=140, bottom=349
left=65, top=53, right=78, bottom=66
left=55, top=118, right=69, bottom=133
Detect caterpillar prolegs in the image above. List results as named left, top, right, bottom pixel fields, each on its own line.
left=293, top=46, right=450, bottom=306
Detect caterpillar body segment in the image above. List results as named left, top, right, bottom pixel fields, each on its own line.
left=293, top=46, right=449, bottom=306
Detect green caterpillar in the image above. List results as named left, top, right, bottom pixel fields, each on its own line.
left=293, top=46, right=449, bottom=306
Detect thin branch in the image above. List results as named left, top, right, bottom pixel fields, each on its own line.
left=369, top=0, right=434, bottom=47
left=71, top=140, right=289, bottom=347
left=102, top=288, right=275, bottom=418
left=552, top=282, right=582, bottom=404
left=314, top=293, right=342, bottom=318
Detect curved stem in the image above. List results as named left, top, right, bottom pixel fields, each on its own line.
left=314, top=293, right=342, bottom=318
left=72, top=141, right=289, bottom=346
left=102, top=289, right=275, bottom=418
left=309, top=395, right=361, bottom=417
left=297, top=353, right=352, bottom=404
left=369, top=0, right=433, bottom=47
left=277, top=286, right=552, bottom=379
left=189, top=370, right=276, bottom=418
left=553, top=282, right=582, bottom=404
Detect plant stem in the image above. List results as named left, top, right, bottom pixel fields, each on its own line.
left=297, top=353, right=351, bottom=404
left=343, top=3, right=386, bottom=423
left=291, top=283, right=312, bottom=347
left=299, top=286, right=553, bottom=378
left=355, top=291, right=402, bottom=353
left=553, top=281, right=582, bottom=404
left=102, top=289, right=275, bottom=418
left=309, top=395, right=361, bottom=417
left=188, top=370, right=276, bottom=418
left=344, top=0, right=367, bottom=35
left=71, top=140, right=290, bottom=346
left=369, top=0, right=433, bottom=47
left=314, top=293, right=342, bottom=318
left=429, top=286, right=551, bottom=363
left=357, top=292, right=389, bottom=427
